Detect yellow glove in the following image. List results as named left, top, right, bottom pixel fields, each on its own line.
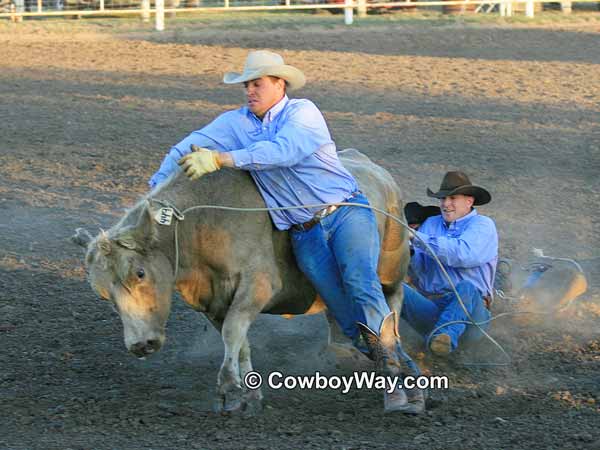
left=178, top=145, right=221, bottom=181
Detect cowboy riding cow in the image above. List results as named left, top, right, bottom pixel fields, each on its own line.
left=73, top=51, right=425, bottom=415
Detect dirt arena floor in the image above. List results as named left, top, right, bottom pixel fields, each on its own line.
left=1, top=11, right=599, bottom=450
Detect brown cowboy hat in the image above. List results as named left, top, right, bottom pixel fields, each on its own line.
left=426, top=171, right=491, bottom=206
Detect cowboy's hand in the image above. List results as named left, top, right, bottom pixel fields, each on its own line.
left=178, top=145, right=221, bottom=181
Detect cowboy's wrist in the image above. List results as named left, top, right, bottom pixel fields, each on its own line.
left=215, top=152, right=234, bottom=168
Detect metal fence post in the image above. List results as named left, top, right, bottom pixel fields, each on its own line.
left=561, top=0, right=572, bottom=13
left=13, top=0, right=24, bottom=16
left=344, top=0, right=353, bottom=24
left=142, top=0, right=150, bottom=22
left=156, top=0, right=165, bottom=30
left=100, top=0, right=105, bottom=11
left=357, top=0, right=366, bottom=17
left=500, top=0, right=513, bottom=16
left=525, top=0, right=534, bottom=17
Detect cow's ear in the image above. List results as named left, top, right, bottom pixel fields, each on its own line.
left=135, top=200, right=160, bottom=248
left=115, top=233, right=138, bottom=251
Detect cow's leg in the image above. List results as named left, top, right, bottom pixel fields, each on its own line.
left=207, top=317, right=260, bottom=411
left=384, top=284, right=404, bottom=318
left=214, top=279, right=269, bottom=415
left=205, top=316, right=246, bottom=413
left=238, top=337, right=263, bottom=414
left=214, top=310, right=248, bottom=413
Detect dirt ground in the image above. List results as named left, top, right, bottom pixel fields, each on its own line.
left=1, top=11, right=599, bottom=450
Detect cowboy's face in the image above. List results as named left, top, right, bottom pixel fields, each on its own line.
left=440, top=194, right=474, bottom=223
left=244, top=76, right=286, bottom=120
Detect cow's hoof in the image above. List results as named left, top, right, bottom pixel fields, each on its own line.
left=213, top=385, right=245, bottom=415
left=213, top=396, right=242, bottom=415
left=213, top=387, right=264, bottom=416
left=212, top=395, right=225, bottom=414
left=241, top=389, right=263, bottom=417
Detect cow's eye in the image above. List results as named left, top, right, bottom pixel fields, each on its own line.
left=136, top=268, right=145, bottom=279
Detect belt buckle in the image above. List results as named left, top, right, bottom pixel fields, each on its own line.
left=319, top=205, right=337, bottom=220
left=314, top=206, right=329, bottom=220
left=294, top=204, right=340, bottom=232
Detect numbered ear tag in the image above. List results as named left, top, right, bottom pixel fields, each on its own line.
left=154, top=207, right=174, bottom=226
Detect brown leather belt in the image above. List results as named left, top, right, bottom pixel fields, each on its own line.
left=483, top=295, right=492, bottom=310
left=291, top=192, right=359, bottom=232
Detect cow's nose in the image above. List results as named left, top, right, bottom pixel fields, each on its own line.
left=130, top=339, right=162, bottom=358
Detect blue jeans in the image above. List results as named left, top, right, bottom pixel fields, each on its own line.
left=401, top=280, right=490, bottom=351
left=290, top=193, right=390, bottom=340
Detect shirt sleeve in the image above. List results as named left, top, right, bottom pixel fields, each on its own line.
left=148, top=112, right=238, bottom=188
left=413, top=216, right=498, bottom=269
left=228, top=100, right=333, bottom=171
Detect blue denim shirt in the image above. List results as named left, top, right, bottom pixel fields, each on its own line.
left=410, top=209, right=498, bottom=297
left=149, top=96, right=358, bottom=230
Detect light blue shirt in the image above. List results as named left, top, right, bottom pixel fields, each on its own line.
left=149, top=96, right=358, bottom=230
left=410, top=209, right=498, bottom=297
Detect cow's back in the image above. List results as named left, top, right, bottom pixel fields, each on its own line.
left=150, top=149, right=408, bottom=317
left=267, top=149, right=409, bottom=314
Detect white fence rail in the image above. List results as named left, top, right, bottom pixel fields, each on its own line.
left=2, top=0, right=598, bottom=24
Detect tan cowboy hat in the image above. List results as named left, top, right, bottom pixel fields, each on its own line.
left=223, top=50, right=306, bottom=91
left=427, top=171, right=492, bottom=206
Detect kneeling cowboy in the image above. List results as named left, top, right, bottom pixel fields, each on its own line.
left=402, top=171, right=498, bottom=355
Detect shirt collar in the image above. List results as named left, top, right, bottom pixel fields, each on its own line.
left=263, top=95, right=288, bottom=125
left=248, top=95, right=289, bottom=124
left=444, top=208, right=478, bottom=230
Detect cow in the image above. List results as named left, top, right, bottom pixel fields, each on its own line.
left=72, top=148, right=411, bottom=414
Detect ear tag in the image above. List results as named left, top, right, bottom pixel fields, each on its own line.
left=154, top=207, right=174, bottom=226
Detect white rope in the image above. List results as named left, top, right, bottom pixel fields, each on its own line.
left=156, top=199, right=578, bottom=366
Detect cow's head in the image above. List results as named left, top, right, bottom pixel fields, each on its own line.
left=72, top=202, right=175, bottom=358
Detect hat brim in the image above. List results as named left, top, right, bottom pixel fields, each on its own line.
left=223, top=64, right=306, bottom=91
left=426, top=185, right=491, bottom=206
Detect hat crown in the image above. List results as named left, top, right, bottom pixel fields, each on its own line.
left=440, top=171, right=472, bottom=191
left=223, top=50, right=306, bottom=90
left=427, top=171, right=491, bottom=206
left=244, top=50, right=285, bottom=71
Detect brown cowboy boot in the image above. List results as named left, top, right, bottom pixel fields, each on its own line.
left=357, top=312, right=425, bottom=414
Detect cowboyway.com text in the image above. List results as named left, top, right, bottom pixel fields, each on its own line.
left=243, top=371, right=449, bottom=394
